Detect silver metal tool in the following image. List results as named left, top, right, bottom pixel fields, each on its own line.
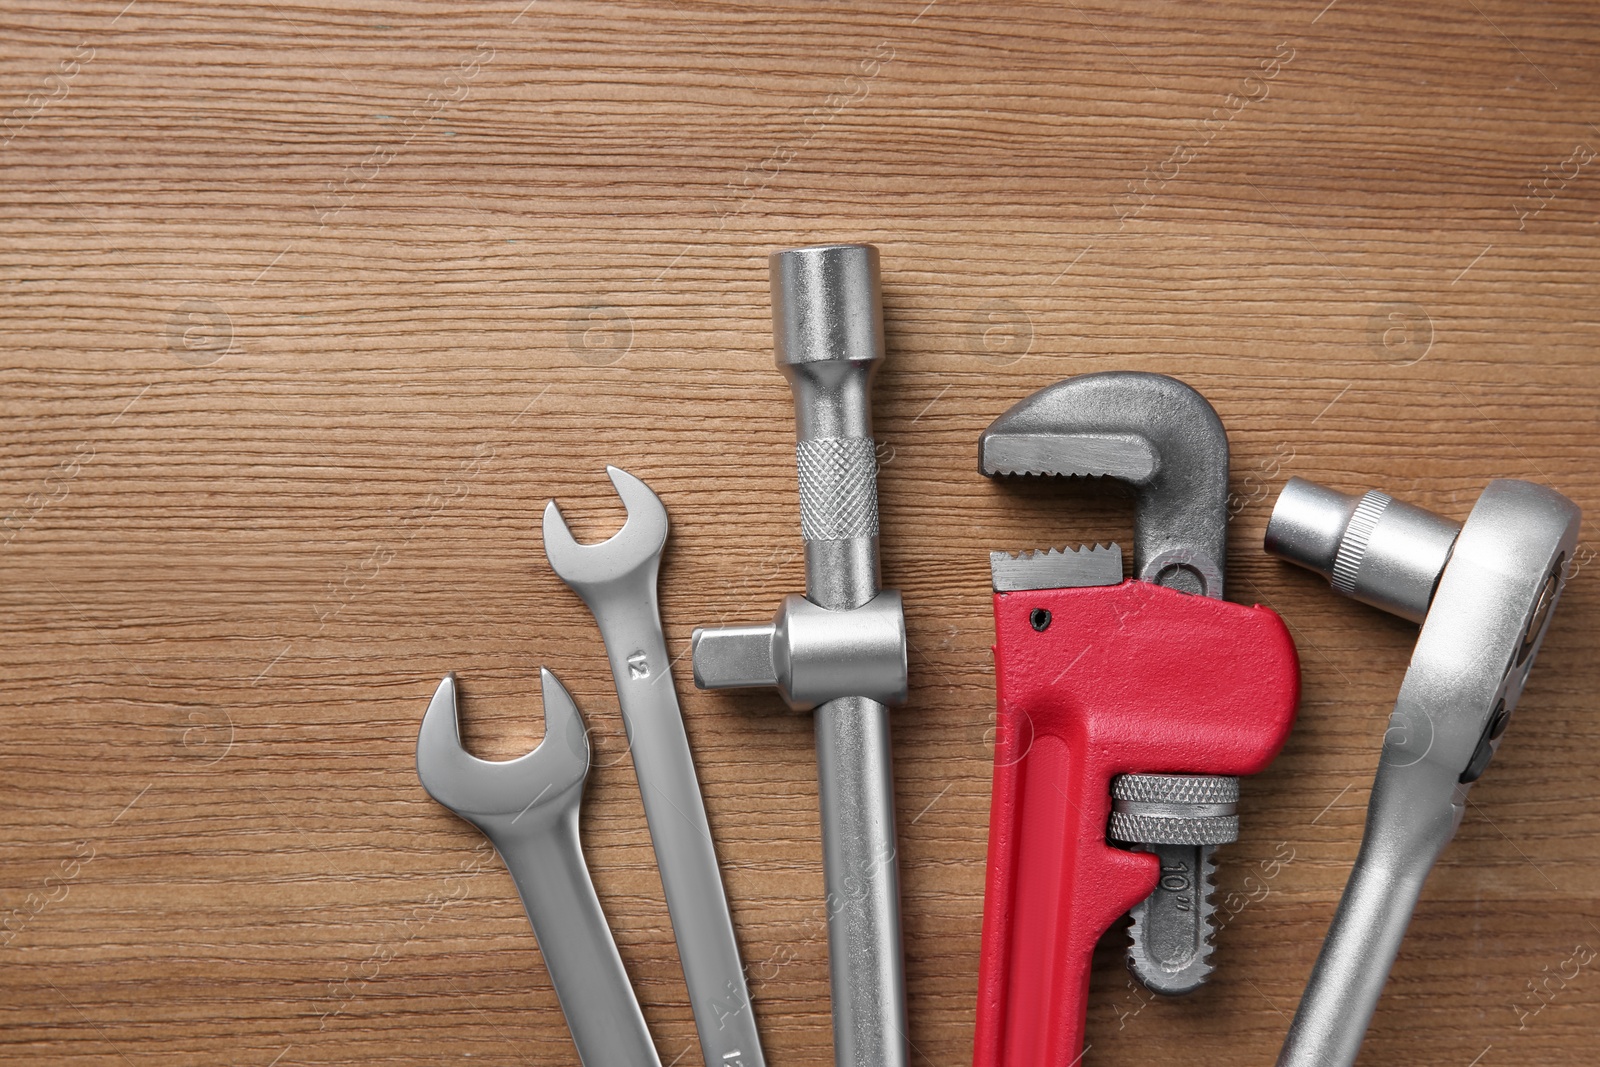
left=979, top=370, right=1239, bottom=995
left=544, top=467, right=765, bottom=1067
left=691, top=244, right=910, bottom=1067
left=1267, top=476, right=1580, bottom=1067
left=416, top=671, right=661, bottom=1067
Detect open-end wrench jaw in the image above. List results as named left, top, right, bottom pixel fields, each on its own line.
left=979, top=370, right=1229, bottom=598
left=416, top=670, right=590, bottom=833
left=415, top=670, right=663, bottom=1067
left=542, top=466, right=669, bottom=597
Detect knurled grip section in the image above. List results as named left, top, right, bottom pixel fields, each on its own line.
left=1110, top=773, right=1241, bottom=845
left=1108, top=811, right=1239, bottom=845
left=1331, top=490, right=1390, bottom=596
left=796, top=436, right=880, bottom=542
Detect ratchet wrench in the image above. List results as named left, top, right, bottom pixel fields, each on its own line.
left=1266, top=476, right=1580, bottom=1066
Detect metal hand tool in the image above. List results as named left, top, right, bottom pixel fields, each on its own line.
left=691, top=244, right=910, bottom=1067
left=1266, top=476, right=1580, bottom=1067
left=972, top=372, right=1300, bottom=1067
left=416, top=671, right=661, bottom=1067
left=544, top=466, right=765, bottom=1067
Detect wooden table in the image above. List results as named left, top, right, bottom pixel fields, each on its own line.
left=3, top=1, right=1597, bottom=1063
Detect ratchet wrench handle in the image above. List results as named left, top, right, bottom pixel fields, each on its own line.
left=1275, top=761, right=1456, bottom=1067
left=1266, top=477, right=1580, bottom=1066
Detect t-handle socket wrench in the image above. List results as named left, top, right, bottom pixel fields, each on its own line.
left=691, top=244, right=910, bottom=1067
left=1267, top=476, right=1580, bottom=1067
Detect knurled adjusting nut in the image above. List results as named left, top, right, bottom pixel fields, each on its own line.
left=1108, top=773, right=1241, bottom=846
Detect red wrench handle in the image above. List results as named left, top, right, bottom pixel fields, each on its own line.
left=973, top=580, right=1300, bottom=1067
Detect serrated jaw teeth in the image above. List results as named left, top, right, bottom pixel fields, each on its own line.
left=979, top=432, right=1160, bottom=483
left=990, top=542, right=1124, bottom=592
left=984, top=467, right=1117, bottom=478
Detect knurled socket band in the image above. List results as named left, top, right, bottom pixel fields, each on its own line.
left=1266, top=477, right=1462, bottom=623
left=1331, top=490, right=1391, bottom=597
left=796, top=436, right=880, bottom=541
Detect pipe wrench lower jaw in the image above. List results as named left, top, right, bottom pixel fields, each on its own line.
left=973, top=577, right=1300, bottom=1067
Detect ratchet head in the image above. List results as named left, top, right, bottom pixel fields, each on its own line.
left=543, top=466, right=668, bottom=599
left=980, top=371, right=1229, bottom=597
left=1267, top=477, right=1580, bottom=793
left=416, top=670, right=590, bottom=833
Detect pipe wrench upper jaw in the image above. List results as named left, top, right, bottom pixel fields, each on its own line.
left=990, top=543, right=1124, bottom=592
left=979, top=431, right=1159, bottom=482
left=976, top=373, right=1230, bottom=598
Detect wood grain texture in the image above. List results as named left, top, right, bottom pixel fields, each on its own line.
left=2, top=0, right=1597, bottom=1063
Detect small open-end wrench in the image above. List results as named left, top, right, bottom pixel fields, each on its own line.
left=416, top=670, right=661, bottom=1067
left=973, top=372, right=1300, bottom=1067
left=544, top=466, right=765, bottom=1067
left=1267, top=477, right=1580, bottom=1067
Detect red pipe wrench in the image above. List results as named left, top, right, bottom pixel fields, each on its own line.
left=972, top=373, right=1300, bottom=1067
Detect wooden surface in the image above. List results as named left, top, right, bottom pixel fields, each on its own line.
left=2, top=1, right=1598, bottom=1064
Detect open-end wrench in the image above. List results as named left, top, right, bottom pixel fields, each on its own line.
left=1266, top=476, right=1580, bottom=1067
left=973, top=372, right=1300, bottom=1067
left=544, top=466, right=765, bottom=1067
left=416, top=670, right=661, bottom=1067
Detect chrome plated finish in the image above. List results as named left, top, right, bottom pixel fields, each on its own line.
left=692, top=590, right=907, bottom=711
left=1269, top=478, right=1580, bottom=1067
left=1267, top=477, right=1462, bottom=623
left=692, top=244, right=909, bottom=1067
left=544, top=467, right=765, bottom=1067
left=417, top=672, right=660, bottom=1067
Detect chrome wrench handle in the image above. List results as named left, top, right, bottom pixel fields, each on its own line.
left=545, top=471, right=765, bottom=1067
left=593, top=577, right=760, bottom=1060
left=779, top=246, right=908, bottom=1067
left=1276, top=762, right=1453, bottom=1067
left=417, top=672, right=661, bottom=1067
left=498, top=810, right=664, bottom=1067
left=1268, top=478, right=1580, bottom=1066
